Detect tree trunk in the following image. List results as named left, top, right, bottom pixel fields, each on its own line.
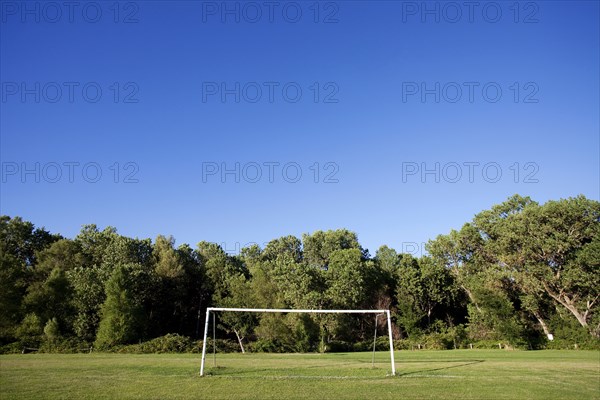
left=543, top=282, right=589, bottom=328
left=233, top=328, right=245, bottom=353
left=532, top=311, right=550, bottom=337
left=450, top=266, right=482, bottom=313
left=462, top=285, right=482, bottom=313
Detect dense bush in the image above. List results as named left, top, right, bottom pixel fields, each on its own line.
left=0, top=338, right=91, bottom=354
left=137, top=334, right=195, bottom=353
left=249, top=338, right=295, bottom=353
left=0, top=342, right=26, bottom=354
left=544, top=334, right=600, bottom=350
left=423, top=333, right=454, bottom=350
left=543, top=314, right=600, bottom=350
left=324, top=340, right=351, bottom=352
left=203, top=338, right=241, bottom=353
left=40, top=338, right=92, bottom=353
left=4, top=332, right=598, bottom=354
left=104, top=335, right=239, bottom=354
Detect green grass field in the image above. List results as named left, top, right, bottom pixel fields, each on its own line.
left=1, top=350, right=599, bottom=399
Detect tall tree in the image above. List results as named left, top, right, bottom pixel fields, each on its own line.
left=262, top=235, right=302, bottom=263
left=149, top=235, right=186, bottom=336
left=68, top=265, right=107, bottom=342
left=488, top=196, right=600, bottom=337
left=302, top=229, right=361, bottom=269
left=75, top=225, right=118, bottom=267
left=0, top=216, right=58, bottom=342
left=95, top=264, right=143, bottom=348
left=197, top=241, right=247, bottom=302
left=23, top=267, right=73, bottom=332
left=216, top=273, right=256, bottom=352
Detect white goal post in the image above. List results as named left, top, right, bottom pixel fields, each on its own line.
left=199, top=307, right=396, bottom=376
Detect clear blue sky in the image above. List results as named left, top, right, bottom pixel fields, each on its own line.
left=1, top=1, right=598, bottom=256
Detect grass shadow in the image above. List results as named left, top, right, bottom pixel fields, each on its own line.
left=396, top=360, right=485, bottom=377
left=204, top=357, right=485, bottom=379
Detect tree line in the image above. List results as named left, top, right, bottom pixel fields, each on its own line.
left=0, top=194, right=598, bottom=353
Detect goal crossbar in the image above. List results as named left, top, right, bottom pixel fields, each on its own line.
left=199, top=307, right=396, bottom=376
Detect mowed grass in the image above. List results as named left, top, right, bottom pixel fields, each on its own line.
left=1, top=350, right=599, bottom=399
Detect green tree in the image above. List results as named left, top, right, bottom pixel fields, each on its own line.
left=217, top=273, right=257, bottom=352
left=43, top=317, right=60, bottom=344
left=35, top=239, right=87, bottom=276
left=101, top=235, right=153, bottom=271
left=302, top=229, right=361, bottom=269
left=395, top=254, right=423, bottom=336
left=149, top=235, right=187, bottom=336
left=197, top=241, right=247, bottom=302
left=15, top=313, right=43, bottom=347
left=0, top=216, right=58, bottom=342
left=393, top=255, right=459, bottom=336
left=427, top=224, right=488, bottom=312
left=419, top=257, right=459, bottom=327
left=95, top=264, right=143, bottom=348
left=23, top=267, right=73, bottom=332
left=153, top=235, right=184, bottom=279
left=326, top=248, right=367, bottom=309
left=75, top=225, right=118, bottom=267
left=375, top=245, right=401, bottom=275
left=488, top=196, right=600, bottom=337
left=323, top=248, right=372, bottom=342
left=280, top=261, right=326, bottom=310
left=262, top=235, right=302, bottom=263
left=176, top=243, right=208, bottom=338
left=68, top=266, right=108, bottom=342
left=0, top=250, right=27, bottom=343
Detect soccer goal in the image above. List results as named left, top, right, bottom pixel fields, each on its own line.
left=199, top=307, right=396, bottom=376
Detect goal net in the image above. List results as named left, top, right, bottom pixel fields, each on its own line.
left=199, top=307, right=396, bottom=376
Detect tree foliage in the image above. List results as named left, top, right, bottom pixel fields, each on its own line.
left=95, top=264, right=144, bottom=348
left=1, top=195, right=598, bottom=352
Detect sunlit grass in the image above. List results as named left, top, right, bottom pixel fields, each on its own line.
left=1, top=350, right=598, bottom=399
